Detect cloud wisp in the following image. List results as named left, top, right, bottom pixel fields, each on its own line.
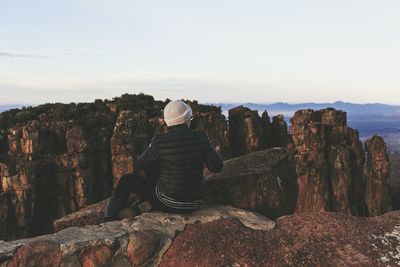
left=0, top=51, right=91, bottom=59
left=0, top=51, right=53, bottom=59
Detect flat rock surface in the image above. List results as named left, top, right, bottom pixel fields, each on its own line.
left=161, top=210, right=400, bottom=267
left=0, top=206, right=274, bottom=266
left=161, top=212, right=400, bottom=266
left=3, top=206, right=400, bottom=266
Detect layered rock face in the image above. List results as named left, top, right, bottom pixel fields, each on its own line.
left=290, top=108, right=371, bottom=216
left=0, top=118, right=115, bottom=240
left=365, top=135, right=393, bottom=216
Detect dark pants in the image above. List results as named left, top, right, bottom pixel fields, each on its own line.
left=114, top=173, right=193, bottom=213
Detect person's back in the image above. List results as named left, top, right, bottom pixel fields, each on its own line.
left=104, top=100, right=223, bottom=221
left=137, top=100, right=223, bottom=210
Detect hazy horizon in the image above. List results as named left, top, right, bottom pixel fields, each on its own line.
left=2, top=98, right=400, bottom=107
left=1, top=1, right=400, bottom=104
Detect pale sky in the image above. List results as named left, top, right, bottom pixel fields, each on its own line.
left=1, top=0, right=400, bottom=104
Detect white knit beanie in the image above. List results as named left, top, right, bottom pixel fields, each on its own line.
left=163, top=100, right=193, bottom=127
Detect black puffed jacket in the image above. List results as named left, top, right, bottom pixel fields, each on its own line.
left=137, top=124, right=223, bottom=202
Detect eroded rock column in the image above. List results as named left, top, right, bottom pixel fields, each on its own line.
left=290, top=108, right=367, bottom=215
left=365, top=135, right=393, bottom=216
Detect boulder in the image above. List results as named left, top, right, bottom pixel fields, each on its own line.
left=53, top=199, right=107, bottom=232
left=203, top=148, right=298, bottom=219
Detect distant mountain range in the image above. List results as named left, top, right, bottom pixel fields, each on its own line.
left=3, top=101, right=400, bottom=117
left=210, top=101, right=400, bottom=117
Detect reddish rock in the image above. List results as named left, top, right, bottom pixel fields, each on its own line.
left=0, top=117, right=115, bottom=239
left=271, top=114, right=291, bottom=148
left=78, top=244, right=113, bottom=267
left=6, top=241, right=62, bottom=267
left=290, top=108, right=367, bottom=215
left=1, top=206, right=275, bottom=267
left=20, top=121, right=39, bottom=158
left=228, top=106, right=265, bottom=158
left=290, top=110, right=331, bottom=212
left=0, top=96, right=395, bottom=243
left=161, top=211, right=400, bottom=267
left=189, top=102, right=229, bottom=158
left=203, top=148, right=298, bottom=219
left=389, top=152, right=400, bottom=209
left=0, top=192, right=8, bottom=239
left=228, top=106, right=290, bottom=158
left=261, top=111, right=273, bottom=148
left=66, top=126, right=87, bottom=154
left=365, top=135, right=393, bottom=216
left=0, top=163, right=35, bottom=239
left=53, top=199, right=107, bottom=232
left=127, top=231, right=161, bottom=266
left=111, top=110, right=149, bottom=187
left=348, top=128, right=367, bottom=215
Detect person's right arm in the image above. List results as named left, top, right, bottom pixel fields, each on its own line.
left=204, top=135, right=223, bottom=173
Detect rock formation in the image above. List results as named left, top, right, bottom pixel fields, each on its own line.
left=228, top=106, right=290, bottom=158
left=0, top=118, right=117, bottom=240
left=0, top=95, right=396, bottom=242
left=270, top=114, right=291, bottom=148
left=0, top=96, right=244, bottom=240
left=111, top=111, right=151, bottom=187
left=365, top=135, right=393, bottom=216
left=189, top=102, right=229, bottom=158
left=389, top=152, right=400, bottom=209
left=203, top=148, right=297, bottom=219
left=290, top=108, right=368, bottom=215
left=228, top=106, right=265, bottom=158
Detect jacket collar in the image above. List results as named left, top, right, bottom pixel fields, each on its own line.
left=167, top=124, right=189, bottom=131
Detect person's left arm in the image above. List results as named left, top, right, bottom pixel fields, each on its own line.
left=136, top=136, right=159, bottom=172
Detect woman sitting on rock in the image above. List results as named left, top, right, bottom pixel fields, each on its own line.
left=104, top=100, right=224, bottom=221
